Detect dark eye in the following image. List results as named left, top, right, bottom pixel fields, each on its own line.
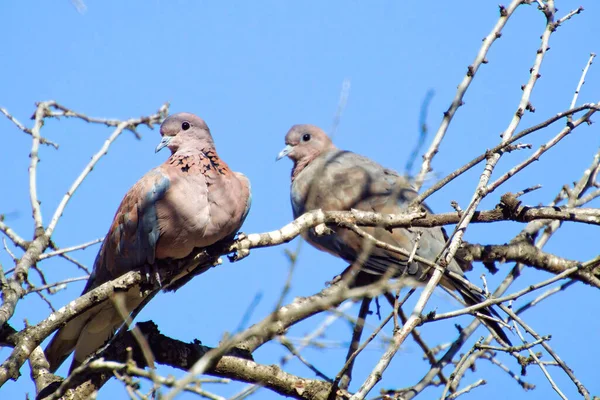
left=302, top=133, right=311, bottom=142
left=182, top=121, right=191, bottom=130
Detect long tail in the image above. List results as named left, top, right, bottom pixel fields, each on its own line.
left=449, top=276, right=512, bottom=346
left=45, top=287, right=146, bottom=373
left=44, top=306, right=98, bottom=373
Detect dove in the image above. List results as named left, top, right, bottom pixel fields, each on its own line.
left=45, top=113, right=252, bottom=373
left=277, top=124, right=510, bottom=345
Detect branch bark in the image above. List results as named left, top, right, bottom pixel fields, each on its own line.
left=40, top=321, right=332, bottom=400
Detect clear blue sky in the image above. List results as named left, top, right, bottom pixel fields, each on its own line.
left=1, top=1, right=599, bottom=399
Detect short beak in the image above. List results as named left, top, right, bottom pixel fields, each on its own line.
left=276, top=144, right=293, bottom=161
left=155, top=136, right=172, bottom=153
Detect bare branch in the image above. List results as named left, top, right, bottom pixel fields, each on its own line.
left=45, top=103, right=169, bottom=237
left=568, top=52, right=596, bottom=123
left=0, top=106, right=58, bottom=148
left=411, top=102, right=599, bottom=207
left=446, top=379, right=486, bottom=399
left=29, top=102, right=48, bottom=233
left=511, top=320, right=567, bottom=400
left=38, top=238, right=104, bottom=260
left=485, top=108, right=597, bottom=194
left=0, top=219, right=28, bottom=249
left=555, top=6, right=584, bottom=28
left=414, top=0, right=525, bottom=189
left=500, top=304, right=590, bottom=398
left=0, top=102, right=168, bottom=332
left=25, top=276, right=89, bottom=294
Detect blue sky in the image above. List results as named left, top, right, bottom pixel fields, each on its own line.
left=1, top=1, right=599, bottom=399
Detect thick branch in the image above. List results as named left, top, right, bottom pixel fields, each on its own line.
left=464, top=242, right=600, bottom=288
left=4, top=197, right=595, bottom=386
left=42, top=321, right=332, bottom=400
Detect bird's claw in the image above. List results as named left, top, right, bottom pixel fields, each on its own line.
left=143, top=264, right=162, bottom=292
left=228, top=248, right=250, bottom=262
left=229, top=232, right=250, bottom=262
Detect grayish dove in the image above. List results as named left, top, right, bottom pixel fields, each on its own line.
left=277, top=124, right=510, bottom=345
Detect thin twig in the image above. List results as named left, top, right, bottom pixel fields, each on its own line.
left=555, top=6, right=584, bottom=27
left=277, top=336, right=333, bottom=382
left=412, top=103, right=600, bottom=206
left=0, top=220, right=28, bottom=249
left=568, top=52, right=596, bottom=123
left=512, top=320, right=567, bottom=400
left=38, top=237, right=104, bottom=260
left=0, top=106, right=58, bottom=147
left=406, top=89, right=434, bottom=175
left=513, top=280, right=576, bottom=315
left=25, top=276, right=89, bottom=294
left=330, top=79, right=351, bottom=139
left=414, top=1, right=524, bottom=190
left=501, top=304, right=590, bottom=398
left=486, top=109, right=597, bottom=194
left=427, top=264, right=580, bottom=322
left=45, top=103, right=168, bottom=236
left=480, top=352, right=535, bottom=390
left=446, top=379, right=486, bottom=399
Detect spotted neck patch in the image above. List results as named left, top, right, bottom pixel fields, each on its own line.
left=168, top=148, right=230, bottom=176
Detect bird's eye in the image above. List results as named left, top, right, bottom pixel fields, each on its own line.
left=302, top=133, right=311, bottom=142
left=182, top=121, right=191, bottom=130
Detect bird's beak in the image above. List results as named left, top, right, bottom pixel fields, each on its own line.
left=155, top=136, right=172, bottom=153
left=276, top=144, right=293, bottom=161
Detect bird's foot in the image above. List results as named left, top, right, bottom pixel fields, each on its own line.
left=143, top=263, right=162, bottom=290
left=229, top=232, right=250, bottom=262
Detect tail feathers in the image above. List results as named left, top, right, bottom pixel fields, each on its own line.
left=45, top=301, right=126, bottom=373
left=448, top=277, right=512, bottom=346
left=67, top=319, right=118, bottom=374
left=45, top=334, right=76, bottom=374
left=45, top=307, right=97, bottom=373
left=45, top=287, right=147, bottom=374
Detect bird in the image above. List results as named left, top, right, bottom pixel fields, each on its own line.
left=45, top=113, right=252, bottom=373
left=276, top=124, right=510, bottom=345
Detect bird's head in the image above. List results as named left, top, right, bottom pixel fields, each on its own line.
left=276, top=124, right=334, bottom=166
left=156, top=112, right=214, bottom=154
